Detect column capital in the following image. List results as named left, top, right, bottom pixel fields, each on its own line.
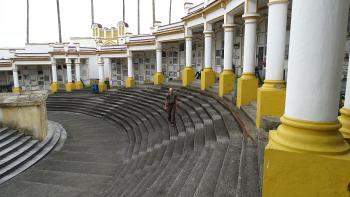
left=268, top=0, right=288, bottom=6
left=203, top=30, right=213, bottom=36
left=65, top=58, right=71, bottom=64
left=75, top=58, right=81, bottom=65
left=223, top=24, right=236, bottom=32
left=242, top=13, right=260, bottom=23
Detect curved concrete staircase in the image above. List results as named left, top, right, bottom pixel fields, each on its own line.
left=0, top=121, right=63, bottom=185
left=43, top=86, right=261, bottom=197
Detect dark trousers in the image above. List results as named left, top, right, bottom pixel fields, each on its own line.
left=167, top=103, right=176, bottom=124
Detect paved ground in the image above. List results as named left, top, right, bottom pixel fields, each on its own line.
left=0, top=111, right=128, bottom=197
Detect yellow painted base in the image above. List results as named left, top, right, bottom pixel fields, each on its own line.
left=264, top=116, right=350, bottom=196
left=219, top=69, right=235, bottom=97
left=200, top=68, right=216, bottom=91
left=12, top=87, right=21, bottom=94
left=65, top=82, right=74, bottom=92
left=98, top=82, right=107, bottom=93
left=339, top=107, right=350, bottom=142
left=50, top=82, right=59, bottom=93
left=236, top=73, right=258, bottom=108
left=182, top=67, right=195, bottom=87
left=125, top=77, right=135, bottom=88
left=153, top=72, right=165, bottom=85
left=74, top=81, right=84, bottom=90
left=256, top=80, right=286, bottom=128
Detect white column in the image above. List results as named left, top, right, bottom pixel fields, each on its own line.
left=75, top=58, right=81, bottom=82
left=345, top=58, right=350, bottom=108
left=204, top=23, right=213, bottom=69
left=127, top=53, right=133, bottom=78
left=156, top=42, right=162, bottom=73
left=98, top=57, right=104, bottom=83
left=265, top=0, right=288, bottom=81
left=185, top=29, right=193, bottom=67
left=242, top=14, right=259, bottom=74
left=51, top=58, right=58, bottom=83
left=223, top=14, right=235, bottom=70
left=285, top=0, right=349, bottom=122
left=66, top=58, right=72, bottom=83
left=12, top=66, right=20, bottom=88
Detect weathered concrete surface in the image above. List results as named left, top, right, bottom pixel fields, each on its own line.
left=0, top=91, right=48, bottom=141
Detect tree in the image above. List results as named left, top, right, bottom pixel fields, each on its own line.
left=26, top=0, right=29, bottom=43
left=56, top=0, right=62, bottom=43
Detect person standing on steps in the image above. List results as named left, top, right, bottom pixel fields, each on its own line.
left=164, top=87, right=177, bottom=127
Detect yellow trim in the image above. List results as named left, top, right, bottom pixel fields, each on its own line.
left=50, top=82, right=59, bottom=93
left=182, top=67, right=195, bottom=87
left=200, top=68, right=216, bottom=91
left=339, top=107, right=350, bottom=141
left=125, top=77, right=135, bottom=88
left=65, top=82, right=74, bottom=92
left=98, top=82, right=107, bottom=93
left=74, top=81, right=84, bottom=90
left=263, top=115, right=350, bottom=197
left=12, top=87, right=21, bottom=94
left=153, top=72, right=165, bottom=85
left=270, top=115, right=349, bottom=155
left=219, top=69, right=235, bottom=97
left=256, top=80, right=286, bottom=128
left=236, top=73, right=258, bottom=108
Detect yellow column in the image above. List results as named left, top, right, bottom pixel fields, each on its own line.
left=182, top=28, right=195, bottom=87
left=125, top=53, right=135, bottom=88
left=236, top=12, right=259, bottom=108
left=219, top=14, right=236, bottom=97
left=65, top=58, right=74, bottom=92
left=201, top=22, right=215, bottom=91
left=153, top=42, right=165, bottom=85
left=256, top=0, right=288, bottom=128
left=263, top=0, right=350, bottom=196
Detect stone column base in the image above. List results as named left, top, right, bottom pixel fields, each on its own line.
left=50, top=82, right=59, bottom=93
left=65, top=82, right=74, bottom=92
left=182, top=67, right=195, bottom=87
left=219, top=69, right=236, bottom=97
left=75, top=81, right=84, bottom=90
left=153, top=72, right=165, bottom=85
left=125, top=77, right=135, bottom=88
left=236, top=73, right=258, bottom=108
left=256, top=80, right=286, bottom=128
left=98, top=82, right=107, bottom=93
left=263, top=116, right=350, bottom=197
left=200, top=68, right=216, bottom=90
left=12, top=87, right=22, bottom=94
left=339, top=107, right=350, bottom=142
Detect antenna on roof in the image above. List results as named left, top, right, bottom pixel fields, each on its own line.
left=26, top=0, right=29, bottom=44
left=56, top=0, right=62, bottom=43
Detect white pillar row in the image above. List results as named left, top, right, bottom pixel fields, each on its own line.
left=265, top=0, right=288, bottom=81
left=223, top=14, right=235, bottom=71
left=75, top=58, right=81, bottom=82
left=98, top=57, right=104, bottom=83
left=156, top=42, right=162, bottom=73
left=285, top=0, right=349, bottom=122
left=12, top=65, right=20, bottom=88
left=51, top=58, right=58, bottom=83
left=66, top=58, right=72, bottom=83
left=127, top=53, right=133, bottom=78
left=204, top=23, right=213, bottom=69
left=242, top=14, right=259, bottom=74
left=185, top=28, right=193, bottom=67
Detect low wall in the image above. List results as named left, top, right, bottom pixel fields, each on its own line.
left=0, top=91, right=48, bottom=141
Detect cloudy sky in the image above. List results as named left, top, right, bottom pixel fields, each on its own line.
left=0, top=0, right=202, bottom=48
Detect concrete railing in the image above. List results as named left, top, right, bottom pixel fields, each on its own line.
left=0, top=91, right=48, bottom=141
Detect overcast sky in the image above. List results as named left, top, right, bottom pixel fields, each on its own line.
left=0, top=0, right=202, bottom=48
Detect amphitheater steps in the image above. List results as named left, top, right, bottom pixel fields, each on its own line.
left=0, top=122, right=62, bottom=185
left=42, top=86, right=261, bottom=197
